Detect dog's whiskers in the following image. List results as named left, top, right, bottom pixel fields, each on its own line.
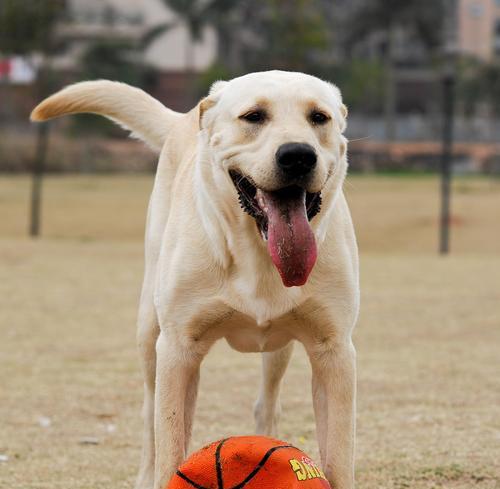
left=348, top=135, right=372, bottom=143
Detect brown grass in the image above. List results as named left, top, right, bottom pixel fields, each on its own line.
left=0, top=174, right=499, bottom=488
left=1, top=174, right=499, bottom=253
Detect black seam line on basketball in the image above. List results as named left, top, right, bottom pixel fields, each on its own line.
left=229, top=445, right=295, bottom=489
left=175, top=470, right=210, bottom=489
left=215, top=438, right=228, bottom=489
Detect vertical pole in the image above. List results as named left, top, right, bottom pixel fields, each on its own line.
left=384, top=22, right=397, bottom=142
left=28, top=0, right=58, bottom=238
left=30, top=121, right=49, bottom=237
left=439, top=71, right=455, bottom=255
left=439, top=0, right=457, bottom=255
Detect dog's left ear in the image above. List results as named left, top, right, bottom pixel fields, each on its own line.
left=338, top=103, right=348, bottom=133
left=326, top=81, right=348, bottom=133
left=199, top=80, right=228, bottom=129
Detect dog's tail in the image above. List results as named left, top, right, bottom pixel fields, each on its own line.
left=31, top=80, right=180, bottom=151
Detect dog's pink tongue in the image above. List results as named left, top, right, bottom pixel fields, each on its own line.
left=257, top=188, right=317, bottom=287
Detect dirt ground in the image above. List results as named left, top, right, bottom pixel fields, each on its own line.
left=0, top=175, right=499, bottom=488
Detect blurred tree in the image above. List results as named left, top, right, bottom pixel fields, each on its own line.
left=0, top=0, right=66, bottom=237
left=236, top=0, right=329, bottom=73
left=0, top=0, right=65, bottom=55
left=266, top=0, right=328, bottom=71
left=81, top=41, right=142, bottom=84
left=143, top=0, right=237, bottom=71
left=71, top=39, right=152, bottom=136
left=195, top=0, right=334, bottom=99
left=462, top=61, right=500, bottom=115
left=459, top=59, right=500, bottom=141
left=335, top=59, right=385, bottom=113
left=195, top=62, right=233, bottom=97
left=348, top=0, right=444, bottom=140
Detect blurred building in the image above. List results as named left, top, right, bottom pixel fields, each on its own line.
left=458, top=0, right=500, bottom=60
left=60, top=0, right=216, bottom=71
left=58, top=0, right=216, bottom=109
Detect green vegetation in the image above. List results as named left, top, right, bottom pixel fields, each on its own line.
left=0, top=0, right=65, bottom=55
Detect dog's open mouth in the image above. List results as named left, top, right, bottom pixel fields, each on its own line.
left=230, top=170, right=321, bottom=287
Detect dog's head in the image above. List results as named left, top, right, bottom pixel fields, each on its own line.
left=200, top=71, right=348, bottom=288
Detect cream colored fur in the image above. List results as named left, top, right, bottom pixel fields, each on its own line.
left=31, top=71, right=360, bottom=489
left=31, top=80, right=179, bottom=151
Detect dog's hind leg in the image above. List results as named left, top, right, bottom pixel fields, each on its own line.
left=135, top=291, right=160, bottom=489
left=254, top=341, right=294, bottom=437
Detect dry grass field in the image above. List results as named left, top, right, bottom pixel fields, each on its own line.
left=0, top=174, right=499, bottom=489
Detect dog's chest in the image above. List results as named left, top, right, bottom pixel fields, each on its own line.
left=208, top=273, right=309, bottom=353
left=226, top=272, right=308, bottom=325
left=221, top=312, right=294, bottom=353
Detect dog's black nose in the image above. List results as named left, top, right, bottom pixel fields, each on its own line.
left=276, top=143, right=317, bottom=178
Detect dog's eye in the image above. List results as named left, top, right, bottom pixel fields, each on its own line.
left=310, top=111, right=330, bottom=125
left=240, top=111, right=266, bottom=123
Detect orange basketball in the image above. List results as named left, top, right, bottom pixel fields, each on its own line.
left=167, top=436, right=331, bottom=489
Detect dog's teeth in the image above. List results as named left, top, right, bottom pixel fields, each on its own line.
left=238, top=193, right=258, bottom=218
left=308, top=194, right=322, bottom=220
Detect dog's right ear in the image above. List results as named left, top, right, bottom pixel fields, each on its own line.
left=199, top=80, right=228, bottom=129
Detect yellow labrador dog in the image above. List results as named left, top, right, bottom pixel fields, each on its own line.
left=32, top=71, right=359, bottom=489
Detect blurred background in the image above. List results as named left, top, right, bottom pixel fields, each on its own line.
left=3, top=0, right=500, bottom=162
left=0, top=0, right=499, bottom=246
left=0, top=1, right=499, bottom=489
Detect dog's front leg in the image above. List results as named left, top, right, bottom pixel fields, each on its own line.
left=153, top=330, right=201, bottom=489
left=308, top=339, right=356, bottom=489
